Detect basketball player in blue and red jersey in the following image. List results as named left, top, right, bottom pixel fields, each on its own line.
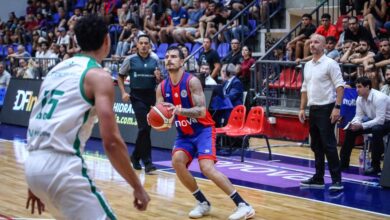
left=155, top=46, right=255, bottom=220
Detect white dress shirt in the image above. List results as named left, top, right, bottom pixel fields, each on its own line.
left=352, top=89, right=390, bottom=130
left=301, top=54, right=345, bottom=106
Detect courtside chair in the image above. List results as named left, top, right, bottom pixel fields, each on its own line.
left=215, top=105, right=246, bottom=149
left=226, top=106, right=271, bottom=162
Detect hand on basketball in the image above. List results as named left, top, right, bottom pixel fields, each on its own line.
left=26, top=189, right=45, bottom=215
left=122, top=93, right=130, bottom=102
left=133, top=188, right=150, bottom=211
left=163, top=103, right=180, bottom=115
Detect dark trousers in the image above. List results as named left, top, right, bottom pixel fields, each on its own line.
left=130, top=89, right=156, bottom=165
left=309, top=103, right=341, bottom=183
left=340, top=121, right=390, bottom=170
left=340, top=0, right=365, bottom=15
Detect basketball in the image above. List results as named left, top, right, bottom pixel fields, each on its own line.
left=148, top=102, right=174, bottom=131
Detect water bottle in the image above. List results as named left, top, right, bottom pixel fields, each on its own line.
left=359, top=150, right=364, bottom=169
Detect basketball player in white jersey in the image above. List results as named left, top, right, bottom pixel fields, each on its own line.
left=24, top=15, right=150, bottom=219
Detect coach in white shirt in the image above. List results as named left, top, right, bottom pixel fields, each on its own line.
left=298, top=34, right=345, bottom=192
left=340, top=76, right=390, bottom=175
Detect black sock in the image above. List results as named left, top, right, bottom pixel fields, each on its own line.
left=230, top=190, right=248, bottom=206
left=192, top=189, right=210, bottom=205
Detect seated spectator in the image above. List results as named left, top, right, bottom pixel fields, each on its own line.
left=362, top=38, right=390, bottom=73
left=219, top=6, right=249, bottom=42
left=222, top=39, right=242, bottom=65
left=58, top=44, right=71, bottom=60
left=193, top=1, right=216, bottom=41
left=286, top=14, right=316, bottom=60
left=143, top=6, right=158, bottom=44
left=325, top=36, right=340, bottom=61
left=200, top=62, right=217, bottom=86
left=336, top=16, right=349, bottom=50
left=35, top=41, right=56, bottom=58
left=237, top=45, right=255, bottom=90
left=10, top=45, right=31, bottom=58
left=173, top=0, right=203, bottom=44
left=380, top=66, right=390, bottom=95
left=211, top=63, right=244, bottom=127
left=67, top=7, right=83, bottom=27
left=340, top=76, right=390, bottom=175
left=363, top=0, right=387, bottom=43
left=303, top=13, right=339, bottom=58
left=198, top=37, right=221, bottom=81
left=0, top=62, right=11, bottom=89
left=180, top=44, right=198, bottom=73
left=340, top=0, right=365, bottom=15
left=159, top=0, right=188, bottom=43
left=15, top=58, right=35, bottom=79
left=345, top=16, right=377, bottom=52
left=56, top=27, right=70, bottom=46
left=115, top=19, right=134, bottom=57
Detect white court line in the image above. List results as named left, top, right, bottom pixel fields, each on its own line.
left=157, top=169, right=390, bottom=218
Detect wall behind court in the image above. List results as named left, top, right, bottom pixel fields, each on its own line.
left=0, top=1, right=27, bottom=22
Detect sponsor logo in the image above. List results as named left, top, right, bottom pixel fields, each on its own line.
left=174, top=93, right=179, bottom=98
left=113, top=103, right=134, bottom=114
left=166, top=93, right=171, bottom=98
left=174, top=118, right=198, bottom=127
left=13, top=90, right=38, bottom=112
left=342, top=98, right=356, bottom=106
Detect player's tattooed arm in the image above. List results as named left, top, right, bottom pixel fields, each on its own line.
left=176, top=77, right=206, bottom=118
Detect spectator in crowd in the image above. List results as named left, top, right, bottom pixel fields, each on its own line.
left=222, top=39, right=242, bottom=65
left=198, top=37, right=221, bottom=81
left=159, top=0, right=188, bottom=43
left=15, top=58, right=34, bottom=79
left=212, top=63, right=244, bottom=127
left=67, top=7, right=83, bottom=27
left=143, top=6, right=158, bottom=44
left=193, top=1, right=216, bottom=42
left=299, top=34, right=344, bottom=192
left=286, top=14, right=316, bottom=60
left=87, top=0, right=104, bottom=16
left=115, top=19, right=134, bottom=57
left=237, top=45, right=255, bottom=90
left=363, top=0, right=387, bottom=43
left=340, top=0, right=365, bottom=15
left=58, top=44, right=71, bottom=60
left=344, top=16, right=377, bottom=52
left=381, top=66, right=390, bottom=95
left=219, top=6, right=249, bottom=43
left=336, top=16, right=349, bottom=50
left=325, top=36, right=340, bottom=61
left=173, top=0, right=203, bottom=44
left=0, top=62, right=11, bottom=89
left=36, top=41, right=56, bottom=58
left=363, top=38, right=390, bottom=72
left=340, top=76, right=390, bottom=175
left=303, top=13, right=339, bottom=59
left=10, top=45, right=31, bottom=58
left=200, top=62, right=217, bottom=86
left=181, top=44, right=198, bottom=73
left=55, top=7, right=68, bottom=28
left=56, top=27, right=70, bottom=46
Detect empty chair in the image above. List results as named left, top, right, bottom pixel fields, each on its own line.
left=217, top=43, right=230, bottom=58
left=268, top=67, right=294, bottom=89
left=216, top=105, right=246, bottom=134
left=156, top=43, right=168, bottom=59
left=226, top=106, right=271, bottom=162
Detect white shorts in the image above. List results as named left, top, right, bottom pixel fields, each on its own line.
left=24, top=149, right=116, bottom=220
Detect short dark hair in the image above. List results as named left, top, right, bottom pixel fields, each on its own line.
left=355, top=76, right=372, bottom=89
left=166, top=46, right=184, bottom=59
left=137, top=34, right=151, bottom=43
left=326, top=36, right=337, bottom=44
left=74, top=15, right=108, bottom=51
left=302, top=14, right=312, bottom=20
left=349, top=16, right=358, bottom=23
left=321, top=13, right=331, bottom=20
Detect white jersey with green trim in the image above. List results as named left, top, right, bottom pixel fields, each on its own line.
left=27, top=55, right=100, bottom=154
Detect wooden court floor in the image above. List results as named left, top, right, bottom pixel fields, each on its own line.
left=0, top=138, right=386, bottom=220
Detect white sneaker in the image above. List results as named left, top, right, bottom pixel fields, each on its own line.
left=188, top=201, right=210, bottom=218
left=228, top=203, right=255, bottom=220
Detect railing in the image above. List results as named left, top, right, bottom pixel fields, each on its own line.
left=185, top=0, right=284, bottom=62
left=8, top=57, right=61, bottom=80
left=252, top=60, right=364, bottom=116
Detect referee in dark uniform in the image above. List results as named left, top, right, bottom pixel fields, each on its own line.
left=118, top=34, right=162, bottom=174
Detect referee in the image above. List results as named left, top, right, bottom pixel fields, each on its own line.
left=118, top=34, right=162, bottom=174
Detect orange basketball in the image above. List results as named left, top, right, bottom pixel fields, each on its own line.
left=148, top=102, right=174, bottom=131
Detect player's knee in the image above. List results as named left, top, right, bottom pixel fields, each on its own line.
left=172, top=154, right=187, bottom=169
left=199, top=162, right=214, bottom=177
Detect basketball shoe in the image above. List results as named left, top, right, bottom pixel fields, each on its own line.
left=228, top=203, right=255, bottom=220
left=188, top=201, right=210, bottom=218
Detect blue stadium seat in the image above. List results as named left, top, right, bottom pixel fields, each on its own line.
left=25, top=44, right=33, bottom=54
left=12, top=43, right=19, bottom=53
left=212, top=42, right=217, bottom=50
left=0, top=45, right=4, bottom=58
left=191, top=43, right=203, bottom=60
left=217, top=43, right=230, bottom=58
left=0, top=88, right=6, bottom=107
left=185, top=43, right=192, bottom=51
left=248, top=20, right=256, bottom=31
left=170, top=43, right=179, bottom=48
left=156, top=43, right=168, bottom=59
left=52, top=13, right=60, bottom=24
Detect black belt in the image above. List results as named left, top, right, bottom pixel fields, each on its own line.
left=309, top=102, right=335, bottom=110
